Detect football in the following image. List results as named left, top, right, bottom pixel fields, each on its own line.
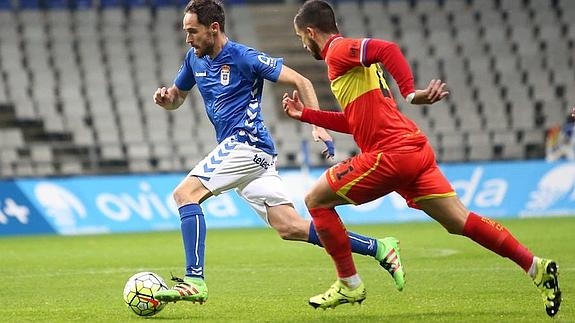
left=123, top=271, right=169, bottom=316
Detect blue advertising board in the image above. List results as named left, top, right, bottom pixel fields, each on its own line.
left=14, top=174, right=266, bottom=235
left=286, top=160, right=575, bottom=224
left=0, top=180, right=56, bottom=236
left=1, top=160, right=574, bottom=236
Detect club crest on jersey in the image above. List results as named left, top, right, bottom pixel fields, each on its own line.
left=220, top=65, right=231, bottom=86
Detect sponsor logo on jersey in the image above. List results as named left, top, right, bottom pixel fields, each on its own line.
left=220, top=65, right=230, bottom=85
left=195, top=71, right=207, bottom=77
left=253, top=153, right=272, bottom=170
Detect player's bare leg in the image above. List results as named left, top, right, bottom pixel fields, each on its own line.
left=418, top=196, right=561, bottom=316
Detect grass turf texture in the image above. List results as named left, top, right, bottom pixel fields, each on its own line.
left=1, top=216, right=573, bottom=322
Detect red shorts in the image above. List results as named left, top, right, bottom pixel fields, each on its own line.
left=325, top=142, right=455, bottom=208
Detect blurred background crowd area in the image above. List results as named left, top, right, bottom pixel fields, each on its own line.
left=0, top=0, right=574, bottom=178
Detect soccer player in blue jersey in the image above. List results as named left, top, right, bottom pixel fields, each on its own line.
left=151, top=0, right=404, bottom=304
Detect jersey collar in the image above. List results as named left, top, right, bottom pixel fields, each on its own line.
left=207, top=37, right=230, bottom=61
left=321, top=34, right=343, bottom=59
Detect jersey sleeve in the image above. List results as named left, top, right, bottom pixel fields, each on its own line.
left=300, top=108, right=351, bottom=134
left=174, top=49, right=197, bottom=91
left=362, top=39, right=415, bottom=99
left=241, top=47, right=284, bottom=82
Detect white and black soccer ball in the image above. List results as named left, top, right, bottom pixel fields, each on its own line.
left=123, top=271, right=169, bottom=316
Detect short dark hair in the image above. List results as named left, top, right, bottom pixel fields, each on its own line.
left=184, top=0, right=226, bottom=33
left=294, top=0, right=339, bottom=34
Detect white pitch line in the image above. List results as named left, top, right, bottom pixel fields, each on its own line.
left=421, top=248, right=460, bottom=257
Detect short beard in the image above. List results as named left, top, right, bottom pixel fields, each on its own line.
left=195, top=36, right=216, bottom=58
left=309, top=39, right=323, bottom=60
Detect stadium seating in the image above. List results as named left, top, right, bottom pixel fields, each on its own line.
left=0, top=0, right=573, bottom=178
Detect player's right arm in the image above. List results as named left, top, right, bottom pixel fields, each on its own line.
left=153, top=84, right=189, bottom=110
left=277, top=64, right=335, bottom=158
left=154, top=49, right=195, bottom=110
left=282, top=90, right=351, bottom=134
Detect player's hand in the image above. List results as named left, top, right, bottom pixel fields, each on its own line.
left=283, top=90, right=334, bottom=158
left=411, top=79, right=449, bottom=105
left=282, top=90, right=304, bottom=120
left=153, top=86, right=174, bottom=107
left=312, top=126, right=335, bottom=159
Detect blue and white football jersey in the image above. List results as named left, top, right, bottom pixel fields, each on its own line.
left=174, top=40, right=283, bottom=156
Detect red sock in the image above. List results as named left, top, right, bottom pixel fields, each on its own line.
left=309, top=208, right=356, bottom=278
left=462, top=212, right=533, bottom=272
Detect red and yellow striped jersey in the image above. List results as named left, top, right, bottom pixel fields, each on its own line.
left=319, top=35, right=428, bottom=153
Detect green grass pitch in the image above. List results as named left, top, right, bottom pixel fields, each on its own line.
left=1, top=216, right=573, bottom=322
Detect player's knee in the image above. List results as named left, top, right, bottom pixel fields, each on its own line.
left=172, top=187, right=187, bottom=205
left=304, top=193, right=319, bottom=209
left=172, top=186, right=200, bottom=205
left=172, top=183, right=208, bottom=206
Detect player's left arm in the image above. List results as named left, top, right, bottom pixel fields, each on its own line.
left=277, top=64, right=335, bottom=158
left=364, top=39, right=449, bottom=105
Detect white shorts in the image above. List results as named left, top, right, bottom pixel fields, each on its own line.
left=189, top=137, right=293, bottom=223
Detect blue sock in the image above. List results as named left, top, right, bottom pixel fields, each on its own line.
left=308, top=221, right=377, bottom=257
left=179, top=204, right=206, bottom=279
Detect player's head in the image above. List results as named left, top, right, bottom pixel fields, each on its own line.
left=293, top=0, right=339, bottom=60
left=183, top=0, right=226, bottom=58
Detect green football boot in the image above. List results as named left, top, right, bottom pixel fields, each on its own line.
left=375, top=237, right=405, bottom=291
left=153, top=276, right=208, bottom=304
left=309, top=280, right=366, bottom=309
left=533, top=258, right=561, bottom=317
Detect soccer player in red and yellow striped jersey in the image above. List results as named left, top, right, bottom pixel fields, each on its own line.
left=282, top=0, right=561, bottom=317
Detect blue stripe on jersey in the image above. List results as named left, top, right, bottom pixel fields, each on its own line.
left=174, top=40, right=282, bottom=155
